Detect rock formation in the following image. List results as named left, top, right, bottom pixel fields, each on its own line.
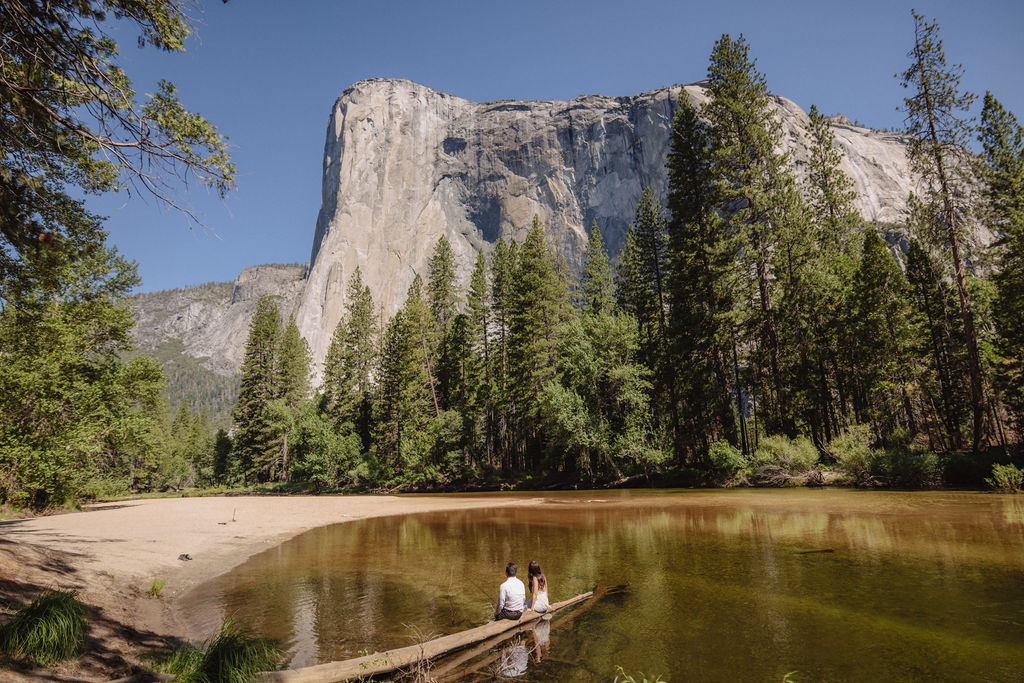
left=134, top=78, right=962, bottom=384
left=132, top=264, right=306, bottom=376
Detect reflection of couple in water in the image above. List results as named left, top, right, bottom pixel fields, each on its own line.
left=493, top=560, right=550, bottom=620
left=496, top=621, right=551, bottom=677
left=494, top=560, right=552, bottom=677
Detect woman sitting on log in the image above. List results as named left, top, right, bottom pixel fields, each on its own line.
left=526, top=560, right=549, bottom=613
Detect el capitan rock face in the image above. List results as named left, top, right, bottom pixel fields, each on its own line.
left=135, top=78, right=953, bottom=384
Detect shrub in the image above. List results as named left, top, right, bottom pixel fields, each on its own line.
left=986, top=463, right=1024, bottom=492
left=0, top=589, right=88, bottom=666
left=79, top=476, right=131, bottom=500
left=753, top=435, right=819, bottom=472
left=708, top=440, right=747, bottom=475
left=873, top=449, right=940, bottom=489
left=159, top=619, right=281, bottom=682
left=148, top=579, right=166, bottom=598
left=829, top=424, right=876, bottom=480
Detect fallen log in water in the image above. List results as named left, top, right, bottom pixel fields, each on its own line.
left=255, top=591, right=594, bottom=682
left=433, top=584, right=628, bottom=681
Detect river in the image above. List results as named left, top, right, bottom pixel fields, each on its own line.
left=180, top=489, right=1024, bottom=681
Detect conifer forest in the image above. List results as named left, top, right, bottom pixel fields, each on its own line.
left=3, top=10, right=1024, bottom=508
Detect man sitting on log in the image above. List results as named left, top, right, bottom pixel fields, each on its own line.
left=494, top=561, right=526, bottom=620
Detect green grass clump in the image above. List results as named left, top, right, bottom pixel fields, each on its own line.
left=159, top=619, right=281, bottom=682
left=0, top=589, right=88, bottom=666
left=148, top=579, right=166, bottom=598
left=614, top=665, right=665, bottom=683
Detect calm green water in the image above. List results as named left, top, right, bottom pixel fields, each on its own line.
left=181, top=490, right=1024, bottom=681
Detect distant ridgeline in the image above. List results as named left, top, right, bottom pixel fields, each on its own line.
left=129, top=263, right=307, bottom=423
left=123, top=339, right=239, bottom=427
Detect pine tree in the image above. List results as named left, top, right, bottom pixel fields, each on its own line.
left=232, top=296, right=281, bottom=483
left=805, top=105, right=862, bottom=256
left=428, top=235, right=458, bottom=330
left=507, top=216, right=571, bottom=468
left=800, top=104, right=868, bottom=442
left=898, top=10, right=985, bottom=451
left=490, top=238, right=518, bottom=467
left=617, top=188, right=676, bottom=451
left=431, top=236, right=463, bottom=412
left=666, top=85, right=744, bottom=455
left=906, top=237, right=969, bottom=449
left=703, top=33, right=802, bottom=437
left=268, top=317, right=311, bottom=481
left=276, top=317, right=311, bottom=410
left=322, top=267, right=376, bottom=442
left=578, top=221, right=616, bottom=314
left=374, top=309, right=430, bottom=477
left=465, top=251, right=493, bottom=464
left=404, top=274, right=441, bottom=418
left=978, top=93, right=1024, bottom=430
left=850, top=230, right=918, bottom=439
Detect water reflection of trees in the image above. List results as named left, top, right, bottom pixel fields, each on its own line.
left=205, top=492, right=1024, bottom=678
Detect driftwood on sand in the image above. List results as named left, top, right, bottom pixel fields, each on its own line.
left=256, top=591, right=594, bottom=682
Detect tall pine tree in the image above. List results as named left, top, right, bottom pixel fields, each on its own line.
left=232, top=296, right=281, bottom=483
left=507, top=216, right=571, bottom=470
left=898, top=10, right=985, bottom=451
left=322, top=266, right=377, bottom=445
left=978, top=93, right=1024, bottom=431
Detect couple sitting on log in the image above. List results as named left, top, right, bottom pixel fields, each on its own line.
left=494, top=560, right=549, bottom=620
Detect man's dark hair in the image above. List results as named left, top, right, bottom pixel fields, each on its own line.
left=505, top=562, right=518, bottom=577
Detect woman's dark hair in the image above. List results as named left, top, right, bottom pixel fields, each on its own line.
left=528, top=560, right=546, bottom=590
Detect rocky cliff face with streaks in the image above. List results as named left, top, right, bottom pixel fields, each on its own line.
left=135, top=78, right=969, bottom=385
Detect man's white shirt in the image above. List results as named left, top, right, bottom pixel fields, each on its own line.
left=497, top=576, right=526, bottom=612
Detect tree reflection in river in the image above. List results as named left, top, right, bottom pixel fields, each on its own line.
left=180, top=490, right=1024, bottom=681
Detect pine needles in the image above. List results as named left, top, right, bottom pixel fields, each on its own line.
left=0, top=589, right=88, bottom=666
left=159, top=618, right=282, bottom=682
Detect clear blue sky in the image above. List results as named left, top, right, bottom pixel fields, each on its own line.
left=89, top=0, right=1024, bottom=293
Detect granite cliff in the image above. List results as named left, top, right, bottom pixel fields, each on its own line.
left=133, top=78, right=948, bottom=385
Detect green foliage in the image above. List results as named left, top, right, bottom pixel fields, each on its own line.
left=158, top=619, right=282, bottom=682
left=828, top=424, right=877, bottom=480
left=1, top=0, right=234, bottom=294
left=0, top=203, right=159, bottom=507
left=905, top=238, right=970, bottom=450
left=0, top=590, right=88, bottom=666
left=872, top=449, right=940, bottom=489
left=985, top=463, right=1024, bottom=492
left=80, top=476, right=132, bottom=500
left=850, top=229, right=917, bottom=437
left=899, top=9, right=985, bottom=453
left=979, top=93, right=1024, bottom=431
left=428, top=235, right=458, bottom=330
left=753, top=435, right=819, bottom=473
left=805, top=104, right=862, bottom=256
left=276, top=317, right=311, bottom=411
left=507, top=216, right=572, bottom=464
left=231, top=297, right=283, bottom=484
left=708, top=440, right=747, bottom=475
left=579, top=221, right=616, bottom=314
left=289, top=403, right=361, bottom=488
left=148, top=578, right=166, bottom=598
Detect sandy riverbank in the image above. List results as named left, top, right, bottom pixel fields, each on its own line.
left=0, top=494, right=543, bottom=681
